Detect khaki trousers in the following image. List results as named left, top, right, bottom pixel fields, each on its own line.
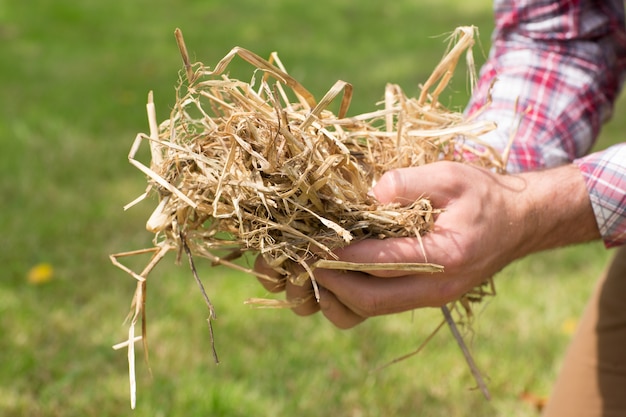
left=543, top=246, right=626, bottom=417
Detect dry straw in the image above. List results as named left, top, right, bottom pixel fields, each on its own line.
left=111, top=26, right=505, bottom=408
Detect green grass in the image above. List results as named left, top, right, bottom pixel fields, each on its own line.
left=0, top=0, right=623, bottom=416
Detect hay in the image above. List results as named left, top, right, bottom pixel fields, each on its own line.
left=111, top=26, right=504, bottom=408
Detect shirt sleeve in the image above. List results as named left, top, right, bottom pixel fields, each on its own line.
left=465, top=0, right=626, bottom=247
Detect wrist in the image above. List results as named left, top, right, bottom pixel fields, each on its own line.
left=509, top=164, right=600, bottom=257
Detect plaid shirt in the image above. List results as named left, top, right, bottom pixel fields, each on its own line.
left=466, top=0, right=626, bottom=247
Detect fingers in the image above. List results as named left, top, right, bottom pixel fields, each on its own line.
left=253, top=255, right=320, bottom=316
left=285, top=278, right=319, bottom=316
left=253, top=255, right=285, bottom=293
left=332, top=237, right=429, bottom=277
left=254, top=249, right=468, bottom=329
left=318, top=287, right=366, bottom=329
left=314, top=268, right=462, bottom=317
left=253, top=254, right=374, bottom=325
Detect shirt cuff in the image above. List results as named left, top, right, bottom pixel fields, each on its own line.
left=574, top=144, right=626, bottom=247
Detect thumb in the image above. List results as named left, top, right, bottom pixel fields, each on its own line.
left=373, top=162, right=463, bottom=207
left=372, top=165, right=440, bottom=205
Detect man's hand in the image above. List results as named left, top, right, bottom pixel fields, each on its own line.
left=255, top=161, right=600, bottom=328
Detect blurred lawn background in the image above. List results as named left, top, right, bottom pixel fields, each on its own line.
left=1, top=0, right=623, bottom=416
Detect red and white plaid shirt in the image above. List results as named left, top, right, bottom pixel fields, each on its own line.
left=466, top=0, right=626, bottom=247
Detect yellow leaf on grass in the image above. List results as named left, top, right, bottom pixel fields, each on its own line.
left=561, top=317, right=578, bottom=336
left=27, top=263, right=54, bottom=285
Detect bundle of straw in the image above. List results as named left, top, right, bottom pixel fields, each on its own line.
left=111, top=27, right=504, bottom=407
